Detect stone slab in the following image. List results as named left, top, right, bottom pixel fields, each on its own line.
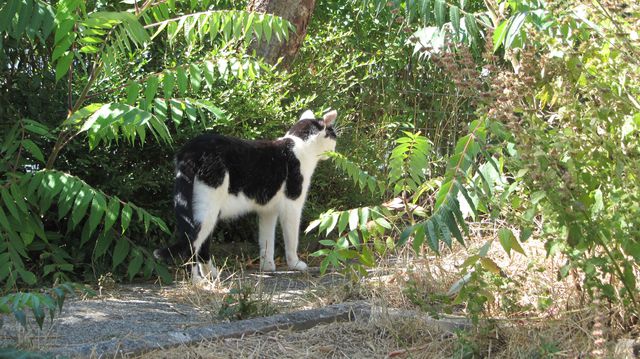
left=45, top=301, right=371, bottom=358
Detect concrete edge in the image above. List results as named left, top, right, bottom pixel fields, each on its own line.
left=369, top=306, right=472, bottom=333
left=45, top=301, right=372, bottom=358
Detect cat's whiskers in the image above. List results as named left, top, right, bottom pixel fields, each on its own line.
left=333, top=124, right=349, bottom=137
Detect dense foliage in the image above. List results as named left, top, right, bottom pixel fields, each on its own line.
left=306, top=0, right=640, bottom=320
left=1, top=0, right=638, bottom=333
left=0, top=0, right=296, bottom=292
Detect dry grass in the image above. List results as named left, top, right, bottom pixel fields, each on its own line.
left=140, top=308, right=616, bottom=358
left=138, top=224, right=639, bottom=358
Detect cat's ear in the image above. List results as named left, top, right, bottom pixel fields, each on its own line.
left=322, top=110, right=337, bottom=126
left=299, top=110, right=315, bottom=121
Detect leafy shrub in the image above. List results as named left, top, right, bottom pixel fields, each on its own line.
left=0, top=283, right=94, bottom=330
left=0, top=0, right=294, bottom=289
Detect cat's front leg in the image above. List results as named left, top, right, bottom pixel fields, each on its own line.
left=258, top=212, right=278, bottom=271
left=279, top=203, right=307, bottom=271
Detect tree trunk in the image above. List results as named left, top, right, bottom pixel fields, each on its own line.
left=247, top=0, right=316, bottom=68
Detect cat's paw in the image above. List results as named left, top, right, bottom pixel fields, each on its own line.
left=260, top=260, right=276, bottom=272
left=288, top=260, right=308, bottom=271
left=192, top=261, right=218, bottom=287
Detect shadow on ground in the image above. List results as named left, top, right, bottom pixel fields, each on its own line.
left=0, top=270, right=351, bottom=358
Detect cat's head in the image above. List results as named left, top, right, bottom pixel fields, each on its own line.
left=286, top=109, right=338, bottom=159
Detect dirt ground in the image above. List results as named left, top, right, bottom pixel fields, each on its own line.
left=2, top=236, right=639, bottom=358
left=0, top=270, right=353, bottom=357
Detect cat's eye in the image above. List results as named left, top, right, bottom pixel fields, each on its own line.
left=325, top=127, right=337, bottom=139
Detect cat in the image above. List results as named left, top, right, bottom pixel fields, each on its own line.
left=154, top=109, right=338, bottom=285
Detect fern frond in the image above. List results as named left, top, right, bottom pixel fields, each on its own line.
left=399, top=193, right=468, bottom=253
left=66, top=103, right=172, bottom=149
left=327, top=152, right=384, bottom=196
left=388, top=132, right=432, bottom=196
left=143, top=10, right=293, bottom=48
left=0, top=169, right=171, bottom=288
left=398, top=119, right=506, bottom=254
left=0, top=0, right=56, bottom=42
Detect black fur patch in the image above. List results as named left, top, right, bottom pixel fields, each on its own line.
left=287, top=119, right=324, bottom=140
left=176, top=134, right=303, bottom=204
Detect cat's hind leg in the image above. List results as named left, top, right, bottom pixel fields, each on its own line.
left=258, top=212, right=278, bottom=271
left=190, top=178, right=225, bottom=285
left=189, top=214, right=219, bottom=285
left=279, top=202, right=308, bottom=271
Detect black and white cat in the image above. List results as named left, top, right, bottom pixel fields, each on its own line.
left=154, top=109, right=338, bottom=284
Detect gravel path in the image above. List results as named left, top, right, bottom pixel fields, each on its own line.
left=0, top=270, right=352, bottom=358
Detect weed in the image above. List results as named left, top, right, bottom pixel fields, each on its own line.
left=217, top=284, right=278, bottom=321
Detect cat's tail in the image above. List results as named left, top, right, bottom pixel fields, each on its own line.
left=153, top=156, right=197, bottom=262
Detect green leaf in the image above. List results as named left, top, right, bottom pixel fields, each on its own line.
left=511, top=234, right=526, bottom=255
left=176, top=68, right=188, bottom=96
left=337, top=211, right=349, bottom=234
left=520, top=227, right=533, bottom=242
left=374, top=217, right=392, bottom=230
left=94, top=232, right=113, bottom=258
left=23, top=119, right=50, bottom=136
left=443, top=206, right=464, bottom=245
left=498, top=227, right=513, bottom=257
left=457, top=183, right=477, bottom=218
left=57, top=179, right=81, bottom=220
left=623, top=262, right=636, bottom=292
left=504, top=12, right=526, bottom=50
left=347, top=230, right=360, bottom=247
left=464, top=13, right=481, bottom=49
left=55, top=52, right=73, bottom=81
left=304, top=219, right=320, bottom=233
left=325, top=213, right=339, bottom=235
left=21, top=139, right=44, bottom=163
left=0, top=0, right=20, bottom=34
left=163, top=70, right=176, bottom=98
left=127, top=250, right=143, bottom=280
left=104, top=197, right=121, bottom=233
left=399, top=225, right=415, bottom=246
left=9, top=184, right=27, bottom=214
left=79, top=45, right=99, bottom=53
left=434, top=0, right=446, bottom=27
left=426, top=220, right=438, bottom=253
left=19, top=270, right=37, bottom=285
left=203, top=61, right=215, bottom=87
left=120, top=204, right=133, bottom=233
left=87, top=193, right=106, bottom=236
left=493, top=20, right=508, bottom=51
left=498, top=227, right=526, bottom=256
left=348, top=209, right=359, bottom=231
left=359, top=207, right=370, bottom=227
left=140, top=76, right=159, bottom=111
left=70, top=186, right=93, bottom=229
left=319, top=239, right=335, bottom=247
left=125, top=81, right=140, bottom=105
left=412, top=224, right=425, bottom=253
left=1, top=188, right=21, bottom=221
left=32, top=296, right=45, bottom=329
left=435, top=214, right=452, bottom=248
left=14, top=0, right=34, bottom=39
left=63, top=103, right=103, bottom=127
left=450, top=5, right=460, bottom=34
left=189, top=63, right=202, bottom=92
left=112, top=238, right=130, bottom=269
left=13, top=307, right=27, bottom=328
left=263, top=16, right=272, bottom=42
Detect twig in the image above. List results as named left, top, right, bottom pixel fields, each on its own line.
left=387, top=343, right=431, bottom=358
